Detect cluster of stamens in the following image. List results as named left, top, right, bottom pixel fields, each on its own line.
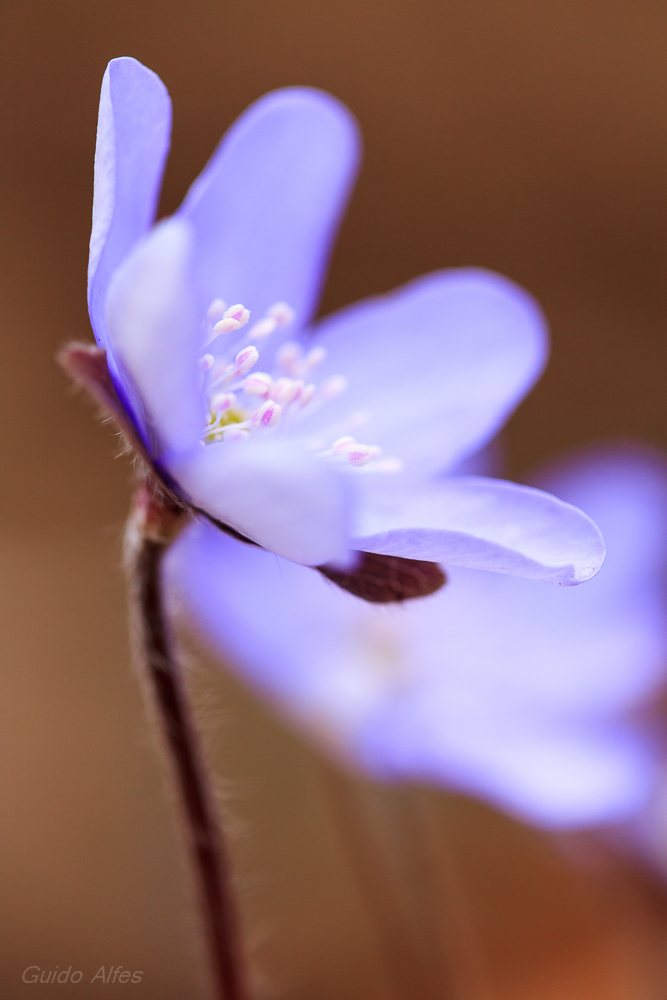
left=199, top=297, right=397, bottom=471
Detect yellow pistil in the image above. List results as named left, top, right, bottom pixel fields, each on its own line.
left=204, top=406, right=248, bottom=444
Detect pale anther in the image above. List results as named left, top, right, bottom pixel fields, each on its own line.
left=235, top=346, right=259, bottom=372
left=224, top=304, right=251, bottom=327
left=248, top=317, right=277, bottom=339
left=276, top=341, right=303, bottom=375
left=253, top=399, right=282, bottom=428
left=287, top=379, right=305, bottom=403
left=213, top=317, right=242, bottom=336
left=300, top=384, right=316, bottom=407
left=211, top=392, right=236, bottom=412
left=267, top=302, right=295, bottom=326
left=221, top=425, right=250, bottom=442
left=199, top=353, right=215, bottom=372
left=306, top=346, right=327, bottom=369
left=346, top=444, right=380, bottom=467
left=207, top=298, right=227, bottom=323
left=242, top=372, right=273, bottom=396
left=271, top=377, right=297, bottom=403
left=332, top=436, right=355, bottom=454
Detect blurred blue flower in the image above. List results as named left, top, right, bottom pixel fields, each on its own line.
left=89, top=56, right=603, bottom=580
left=169, top=444, right=667, bottom=829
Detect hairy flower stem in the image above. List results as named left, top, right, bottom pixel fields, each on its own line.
left=126, top=485, right=248, bottom=1000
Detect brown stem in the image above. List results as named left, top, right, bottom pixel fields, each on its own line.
left=126, top=485, right=248, bottom=1000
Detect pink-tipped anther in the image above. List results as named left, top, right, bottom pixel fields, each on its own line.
left=249, top=317, right=277, bottom=339
left=211, top=392, right=236, bottom=412
left=235, top=346, right=259, bottom=373
left=286, top=379, right=304, bottom=403
left=300, top=384, right=316, bottom=407
left=224, top=304, right=251, bottom=327
left=332, top=435, right=355, bottom=454
left=346, top=444, right=379, bottom=466
left=242, top=372, right=273, bottom=396
left=199, top=353, right=215, bottom=373
left=271, top=377, right=297, bottom=403
left=276, top=341, right=303, bottom=376
left=254, top=399, right=282, bottom=428
left=221, top=425, right=250, bottom=442
left=267, top=302, right=295, bottom=326
left=306, top=346, right=327, bottom=369
left=213, top=317, right=241, bottom=336
left=206, top=298, right=227, bottom=323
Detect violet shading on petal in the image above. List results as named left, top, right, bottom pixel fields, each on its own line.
left=88, top=57, right=172, bottom=356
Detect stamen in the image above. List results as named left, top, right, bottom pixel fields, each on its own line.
left=213, top=317, right=242, bottom=336
left=211, top=303, right=251, bottom=338
left=271, top=377, right=298, bottom=403
left=221, top=425, right=250, bottom=442
left=211, top=392, right=236, bottom=413
left=235, top=346, right=259, bottom=373
left=198, top=294, right=396, bottom=471
left=242, top=372, right=273, bottom=396
left=299, top=384, right=316, bottom=407
left=253, top=399, right=282, bottom=428
left=248, top=317, right=277, bottom=339
left=287, top=379, right=305, bottom=403
left=267, top=302, right=295, bottom=326
left=346, top=444, right=381, bottom=467
left=332, top=435, right=355, bottom=454
left=330, top=436, right=382, bottom=467
left=224, top=304, right=251, bottom=327
left=306, top=346, right=327, bottom=369
left=276, top=341, right=303, bottom=376
left=207, top=298, right=227, bottom=323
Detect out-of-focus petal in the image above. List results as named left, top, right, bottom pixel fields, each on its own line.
left=361, top=702, right=656, bottom=828
left=353, top=475, right=605, bottom=584
left=105, top=218, right=204, bottom=457
left=167, top=521, right=388, bottom=745
left=352, top=444, right=667, bottom=826
left=298, top=269, right=547, bottom=476
left=171, top=438, right=351, bottom=566
left=88, top=57, right=171, bottom=353
left=178, top=87, right=360, bottom=340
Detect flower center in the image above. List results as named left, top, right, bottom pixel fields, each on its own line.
left=199, top=298, right=400, bottom=472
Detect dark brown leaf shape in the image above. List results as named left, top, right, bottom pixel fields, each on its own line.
left=318, top=552, right=446, bottom=603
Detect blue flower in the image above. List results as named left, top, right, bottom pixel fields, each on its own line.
left=89, top=56, right=603, bottom=582
left=169, top=444, right=667, bottom=829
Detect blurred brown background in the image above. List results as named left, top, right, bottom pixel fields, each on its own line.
left=1, top=0, right=667, bottom=997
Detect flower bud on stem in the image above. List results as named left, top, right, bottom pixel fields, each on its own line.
left=125, top=483, right=249, bottom=1000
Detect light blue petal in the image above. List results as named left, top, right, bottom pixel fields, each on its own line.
left=171, top=438, right=352, bottom=566
left=171, top=443, right=667, bottom=829
left=167, top=521, right=381, bottom=743
left=105, top=218, right=204, bottom=458
left=361, top=705, right=657, bottom=829
left=298, top=269, right=547, bottom=476
left=88, top=57, right=171, bottom=355
left=178, top=87, right=360, bottom=339
left=353, top=475, right=605, bottom=584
